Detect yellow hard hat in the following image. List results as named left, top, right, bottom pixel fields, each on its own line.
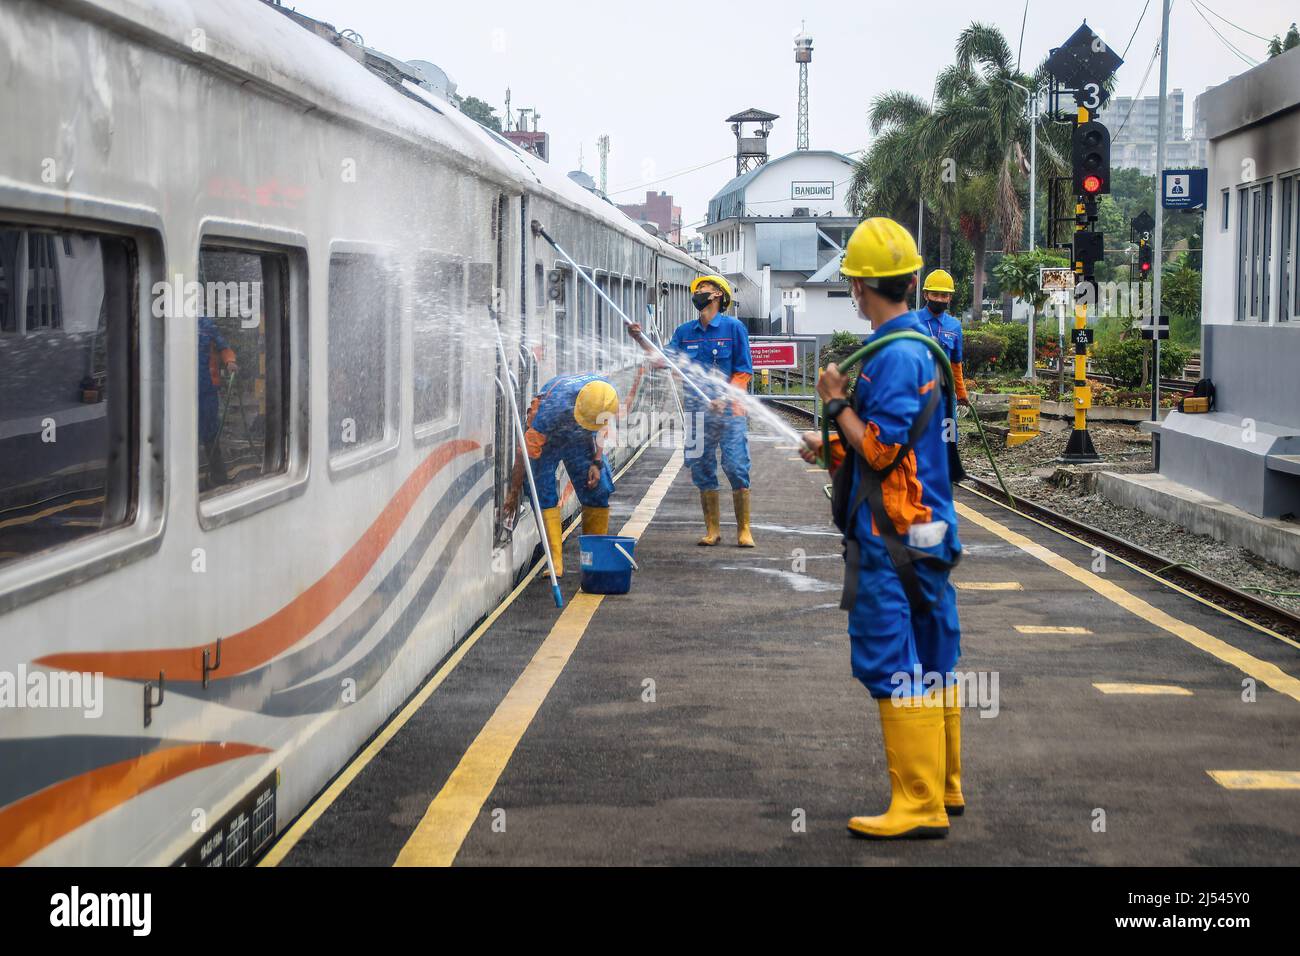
left=840, top=217, right=924, bottom=280
left=574, top=380, right=619, bottom=430
left=922, top=269, right=955, bottom=294
left=690, top=274, right=733, bottom=309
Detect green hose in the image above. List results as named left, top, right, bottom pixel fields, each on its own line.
left=818, top=331, right=1014, bottom=505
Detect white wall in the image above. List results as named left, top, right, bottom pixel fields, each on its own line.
left=738, top=152, right=854, bottom=218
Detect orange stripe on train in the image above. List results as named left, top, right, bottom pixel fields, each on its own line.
left=0, top=741, right=269, bottom=866
left=36, top=439, right=479, bottom=682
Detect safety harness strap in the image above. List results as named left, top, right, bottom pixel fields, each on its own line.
left=839, top=383, right=959, bottom=612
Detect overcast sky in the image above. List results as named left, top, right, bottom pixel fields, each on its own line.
left=291, top=0, right=1295, bottom=234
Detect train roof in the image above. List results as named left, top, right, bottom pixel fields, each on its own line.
left=82, top=0, right=700, bottom=266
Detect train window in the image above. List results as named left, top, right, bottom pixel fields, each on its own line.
left=413, top=257, right=463, bottom=432
left=0, top=225, right=136, bottom=568
left=595, top=274, right=608, bottom=371
left=577, top=268, right=592, bottom=369
left=633, top=280, right=647, bottom=335
left=328, top=252, right=398, bottom=461
left=534, top=262, right=546, bottom=313
left=197, top=245, right=290, bottom=498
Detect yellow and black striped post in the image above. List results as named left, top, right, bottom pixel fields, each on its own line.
left=1063, top=104, right=1099, bottom=462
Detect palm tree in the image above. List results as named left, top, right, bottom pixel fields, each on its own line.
left=848, top=92, right=932, bottom=240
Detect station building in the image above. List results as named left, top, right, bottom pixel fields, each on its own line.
left=698, top=149, right=857, bottom=336
left=1111, top=49, right=1300, bottom=570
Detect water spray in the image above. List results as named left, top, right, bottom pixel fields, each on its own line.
left=489, top=306, right=564, bottom=609
left=532, top=221, right=712, bottom=405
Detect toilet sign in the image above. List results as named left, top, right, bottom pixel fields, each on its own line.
left=1162, top=168, right=1207, bottom=210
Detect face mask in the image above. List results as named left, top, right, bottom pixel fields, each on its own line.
left=926, top=299, right=947, bottom=315
left=692, top=291, right=715, bottom=312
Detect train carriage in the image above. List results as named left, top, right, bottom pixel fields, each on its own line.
left=0, top=0, right=704, bottom=865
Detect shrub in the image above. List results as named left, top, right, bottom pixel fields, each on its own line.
left=964, top=331, right=1004, bottom=374
left=1090, top=338, right=1145, bottom=386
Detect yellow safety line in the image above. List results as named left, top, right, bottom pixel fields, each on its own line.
left=395, top=449, right=683, bottom=867
left=957, top=500, right=1300, bottom=704
left=0, top=497, right=103, bottom=531
left=259, top=439, right=661, bottom=867
left=959, top=482, right=1300, bottom=652
left=956, top=581, right=1023, bottom=591
left=1207, top=771, right=1300, bottom=790
left=1093, top=683, right=1193, bottom=696
left=1016, top=625, right=1091, bottom=634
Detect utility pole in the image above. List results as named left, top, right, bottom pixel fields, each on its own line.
left=1152, top=0, right=1172, bottom=456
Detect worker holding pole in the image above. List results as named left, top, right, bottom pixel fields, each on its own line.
left=503, top=372, right=620, bottom=576
left=629, top=275, right=755, bottom=548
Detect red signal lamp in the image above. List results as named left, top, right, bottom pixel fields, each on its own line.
left=1140, top=261, right=1152, bottom=272
left=1082, top=174, right=1103, bottom=194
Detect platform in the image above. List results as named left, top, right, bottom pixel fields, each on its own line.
left=265, top=432, right=1300, bottom=867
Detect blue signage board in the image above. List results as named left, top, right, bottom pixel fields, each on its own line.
left=1162, top=168, right=1207, bottom=210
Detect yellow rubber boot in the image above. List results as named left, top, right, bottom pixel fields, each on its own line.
left=698, top=490, right=721, bottom=546
left=733, top=489, right=755, bottom=547
left=943, top=684, right=965, bottom=816
left=581, top=505, right=610, bottom=536
left=847, top=699, right=949, bottom=839
left=542, top=507, right=564, bottom=576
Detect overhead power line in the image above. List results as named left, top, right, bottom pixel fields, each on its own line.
left=1192, top=0, right=1271, bottom=42
left=1189, top=0, right=1261, bottom=67
left=606, top=155, right=732, bottom=196
left=1121, top=0, right=1152, bottom=60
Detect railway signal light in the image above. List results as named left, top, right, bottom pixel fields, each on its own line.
left=1072, top=121, right=1111, bottom=197
left=1138, top=243, right=1153, bottom=275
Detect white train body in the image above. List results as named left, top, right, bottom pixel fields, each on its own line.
left=0, top=0, right=703, bottom=865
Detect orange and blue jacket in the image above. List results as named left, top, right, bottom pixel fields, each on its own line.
left=523, top=372, right=612, bottom=461
left=844, top=312, right=959, bottom=543
left=918, top=307, right=968, bottom=400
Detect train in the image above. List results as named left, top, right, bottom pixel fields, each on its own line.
left=0, top=0, right=704, bottom=864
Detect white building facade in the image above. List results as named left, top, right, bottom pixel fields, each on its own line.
left=1147, top=50, right=1300, bottom=518
left=698, top=150, right=859, bottom=336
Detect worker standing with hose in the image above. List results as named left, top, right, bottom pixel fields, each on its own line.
left=917, top=269, right=970, bottom=406
left=629, top=275, right=755, bottom=547
left=503, top=373, right=620, bottom=576
left=799, top=218, right=966, bottom=839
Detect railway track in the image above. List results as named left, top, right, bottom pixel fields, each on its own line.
left=769, top=400, right=1300, bottom=642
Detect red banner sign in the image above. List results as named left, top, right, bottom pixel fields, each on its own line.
left=750, top=342, right=798, bottom=369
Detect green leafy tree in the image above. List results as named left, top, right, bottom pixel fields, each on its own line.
left=456, top=94, right=502, bottom=132
left=1268, top=23, right=1300, bottom=57
left=991, top=249, right=1069, bottom=380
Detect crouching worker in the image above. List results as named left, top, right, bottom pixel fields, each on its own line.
left=504, top=373, right=620, bottom=575
left=800, top=217, right=965, bottom=839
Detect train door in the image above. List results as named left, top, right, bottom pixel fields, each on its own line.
left=491, top=192, right=517, bottom=546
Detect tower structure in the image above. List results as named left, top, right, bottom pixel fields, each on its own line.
left=727, top=108, right=778, bottom=176
left=597, top=134, right=610, bottom=194
left=794, top=24, right=813, bottom=150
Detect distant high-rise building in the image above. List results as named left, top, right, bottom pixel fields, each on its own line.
left=1097, top=87, right=1210, bottom=174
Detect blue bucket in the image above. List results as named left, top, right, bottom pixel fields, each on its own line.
left=578, top=534, right=638, bottom=595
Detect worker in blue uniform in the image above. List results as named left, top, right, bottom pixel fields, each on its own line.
left=629, top=275, right=755, bottom=547
left=917, top=269, right=970, bottom=405
left=198, top=315, right=237, bottom=489
left=504, top=372, right=620, bottom=575
left=800, top=218, right=965, bottom=839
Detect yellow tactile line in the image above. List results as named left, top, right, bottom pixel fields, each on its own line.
left=1207, top=770, right=1300, bottom=790
left=1093, top=683, right=1193, bottom=696
left=394, top=449, right=684, bottom=866
left=957, top=500, right=1300, bottom=704
left=259, top=439, right=663, bottom=867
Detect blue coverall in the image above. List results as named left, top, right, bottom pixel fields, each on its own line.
left=844, top=312, right=963, bottom=699
left=525, top=373, right=615, bottom=509
left=667, top=313, right=754, bottom=491
left=197, top=316, right=234, bottom=445
left=918, top=307, right=963, bottom=367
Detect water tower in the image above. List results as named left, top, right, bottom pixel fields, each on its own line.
left=794, top=25, right=813, bottom=150
left=727, top=108, right=778, bottom=177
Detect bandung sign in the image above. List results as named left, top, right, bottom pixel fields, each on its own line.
left=791, top=181, right=834, bottom=200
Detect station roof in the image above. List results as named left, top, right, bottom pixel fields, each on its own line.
left=726, top=107, right=780, bottom=123
left=706, top=149, right=855, bottom=223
